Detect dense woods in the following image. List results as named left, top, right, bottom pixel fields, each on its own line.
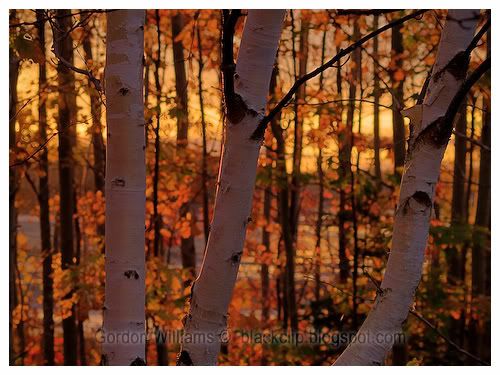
left=9, top=9, right=490, bottom=366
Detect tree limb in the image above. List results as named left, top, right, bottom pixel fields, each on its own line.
left=251, top=9, right=429, bottom=140
left=46, top=10, right=102, bottom=92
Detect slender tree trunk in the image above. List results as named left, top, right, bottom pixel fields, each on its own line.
left=197, top=24, right=210, bottom=245
left=267, top=64, right=291, bottom=330
left=285, top=15, right=305, bottom=330
left=152, top=10, right=162, bottom=259
left=172, top=11, right=197, bottom=280
left=261, top=66, right=278, bottom=330
left=261, top=147, right=272, bottom=364
left=35, top=10, right=55, bottom=365
left=82, top=27, right=105, bottom=193
left=373, top=14, right=382, bottom=181
left=447, top=105, right=468, bottom=284
left=315, top=149, right=324, bottom=302
left=82, top=23, right=105, bottom=259
left=177, top=10, right=284, bottom=365
left=350, top=20, right=361, bottom=330
left=54, top=9, right=78, bottom=365
left=470, top=93, right=490, bottom=360
left=338, top=21, right=360, bottom=284
left=286, top=14, right=309, bottom=335
left=268, top=67, right=296, bottom=332
left=335, top=10, right=479, bottom=365
left=9, top=10, right=21, bottom=364
left=102, top=10, right=146, bottom=366
left=391, top=21, right=406, bottom=180
left=290, top=14, right=309, bottom=241
left=445, top=104, right=469, bottom=349
left=314, top=29, right=327, bottom=304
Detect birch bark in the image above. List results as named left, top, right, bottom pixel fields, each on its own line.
left=334, top=9, right=479, bottom=365
left=177, top=9, right=285, bottom=365
left=102, top=10, right=146, bottom=366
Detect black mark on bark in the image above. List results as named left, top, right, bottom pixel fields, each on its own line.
left=230, top=251, right=243, bottom=265
left=119, top=87, right=130, bottom=96
left=412, top=191, right=432, bottom=207
left=130, top=357, right=146, bottom=365
left=111, top=178, right=126, bottom=187
left=176, top=350, right=194, bottom=366
left=124, top=270, right=139, bottom=279
left=433, top=51, right=469, bottom=82
left=100, top=354, right=108, bottom=365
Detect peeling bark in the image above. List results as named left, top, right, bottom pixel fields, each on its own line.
left=334, top=10, right=479, bottom=366
left=102, top=10, right=146, bottom=365
left=178, top=10, right=285, bottom=365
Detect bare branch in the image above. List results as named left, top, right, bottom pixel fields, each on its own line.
left=251, top=9, right=429, bottom=140
left=46, top=10, right=102, bottom=92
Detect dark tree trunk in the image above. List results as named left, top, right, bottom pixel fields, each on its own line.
left=391, top=23, right=406, bottom=179
left=315, top=149, right=324, bottom=302
left=314, top=29, right=327, bottom=303
left=349, top=20, right=361, bottom=330
left=269, top=63, right=298, bottom=334
left=172, top=12, right=196, bottom=280
left=55, top=9, right=78, bottom=365
left=447, top=105, right=468, bottom=284
left=373, top=15, right=382, bottom=181
left=82, top=22, right=105, bottom=259
left=152, top=12, right=168, bottom=364
left=469, top=95, right=491, bottom=360
left=152, top=10, right=163, bottom=258
left=36, top=10, right=55, bottom=365
left=338, top=22, right=359, bottom=284
left=260, top=147, right=272, bottom=365
left=9, top=10, right=21, bottom=365
left=196, top=25, right=210, bottom=246
left=290, top=16, right=309, bottom=243
left=82, top=28, right=105, bottom=193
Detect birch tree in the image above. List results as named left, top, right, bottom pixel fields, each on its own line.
left=334, top=9, right=481, bottom=365
left=102, top=10, right=146, bottom=366
left=177, top=9, right=285, bottom=365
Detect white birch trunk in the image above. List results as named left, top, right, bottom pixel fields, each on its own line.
left=178, top=9, right=285, bottom=365
left=334, top=9, right=479, bottom=365
left=102, top=10, right=146, bottom=366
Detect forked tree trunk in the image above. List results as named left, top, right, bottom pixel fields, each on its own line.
left=102, top=10, right=146, bottom=366
left=334, top=9, right=479, bottom=365
left=177, top=10, right=285, bottom=365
